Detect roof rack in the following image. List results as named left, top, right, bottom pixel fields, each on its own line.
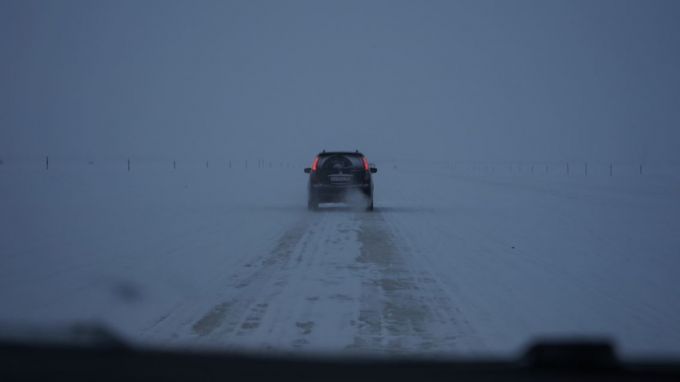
left=317, top=150, right=363, bottom=155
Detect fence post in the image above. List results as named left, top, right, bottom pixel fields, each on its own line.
left=206, top=161, right=209, bottom=169
left=173, top=160, right=176, bottom=170
left=46, top=155, right=49, bottom=170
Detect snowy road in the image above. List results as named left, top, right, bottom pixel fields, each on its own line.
left=147, top=209, right=480, bottom=355
left=1, top=162, right=679, bottom=358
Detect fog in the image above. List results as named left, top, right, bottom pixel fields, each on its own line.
left=3, top=1, right=680, bottom=359
left=3, top=0, right=680, bottom=163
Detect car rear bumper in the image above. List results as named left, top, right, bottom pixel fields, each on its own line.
left=310, top=184, right=371, bottom=202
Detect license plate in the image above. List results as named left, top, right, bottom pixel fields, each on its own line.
left=329, top=174, right=352, bottom=183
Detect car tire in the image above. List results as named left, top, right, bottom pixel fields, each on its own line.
left=366, top=197, right=374, bottom=211
left=307, top=194, right=319, bottom=211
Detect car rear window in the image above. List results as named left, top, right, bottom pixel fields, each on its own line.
left=317, top=154, right=364, bottom=171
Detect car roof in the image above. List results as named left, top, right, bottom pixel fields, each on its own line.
left=317, top=151, right=364, bottom=156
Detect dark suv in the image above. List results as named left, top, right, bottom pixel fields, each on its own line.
left=304, top=151, right=377, bottom=211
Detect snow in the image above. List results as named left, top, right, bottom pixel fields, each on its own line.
left=1, top=161, right=680, bottom=359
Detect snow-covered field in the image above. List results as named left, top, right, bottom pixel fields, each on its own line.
left=1, top=161, right=679, bottom=358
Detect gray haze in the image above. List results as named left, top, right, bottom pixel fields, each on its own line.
left=2, top=0, right=680, bottom=163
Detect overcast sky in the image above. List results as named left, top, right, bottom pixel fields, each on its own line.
left=2, top=0, right=679, bottom=163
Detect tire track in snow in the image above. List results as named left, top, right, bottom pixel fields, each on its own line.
left=190, top=215, right=314, bottom=338
left=351, top=211, right=482, bottom=354
left=245, top=211, right=363, bottom=350
left=189, top=210, right=362, bottom=351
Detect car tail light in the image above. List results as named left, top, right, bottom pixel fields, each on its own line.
left=311, top=157, right=319, bottom=172
left=362, top=157, right=369, bottom=171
